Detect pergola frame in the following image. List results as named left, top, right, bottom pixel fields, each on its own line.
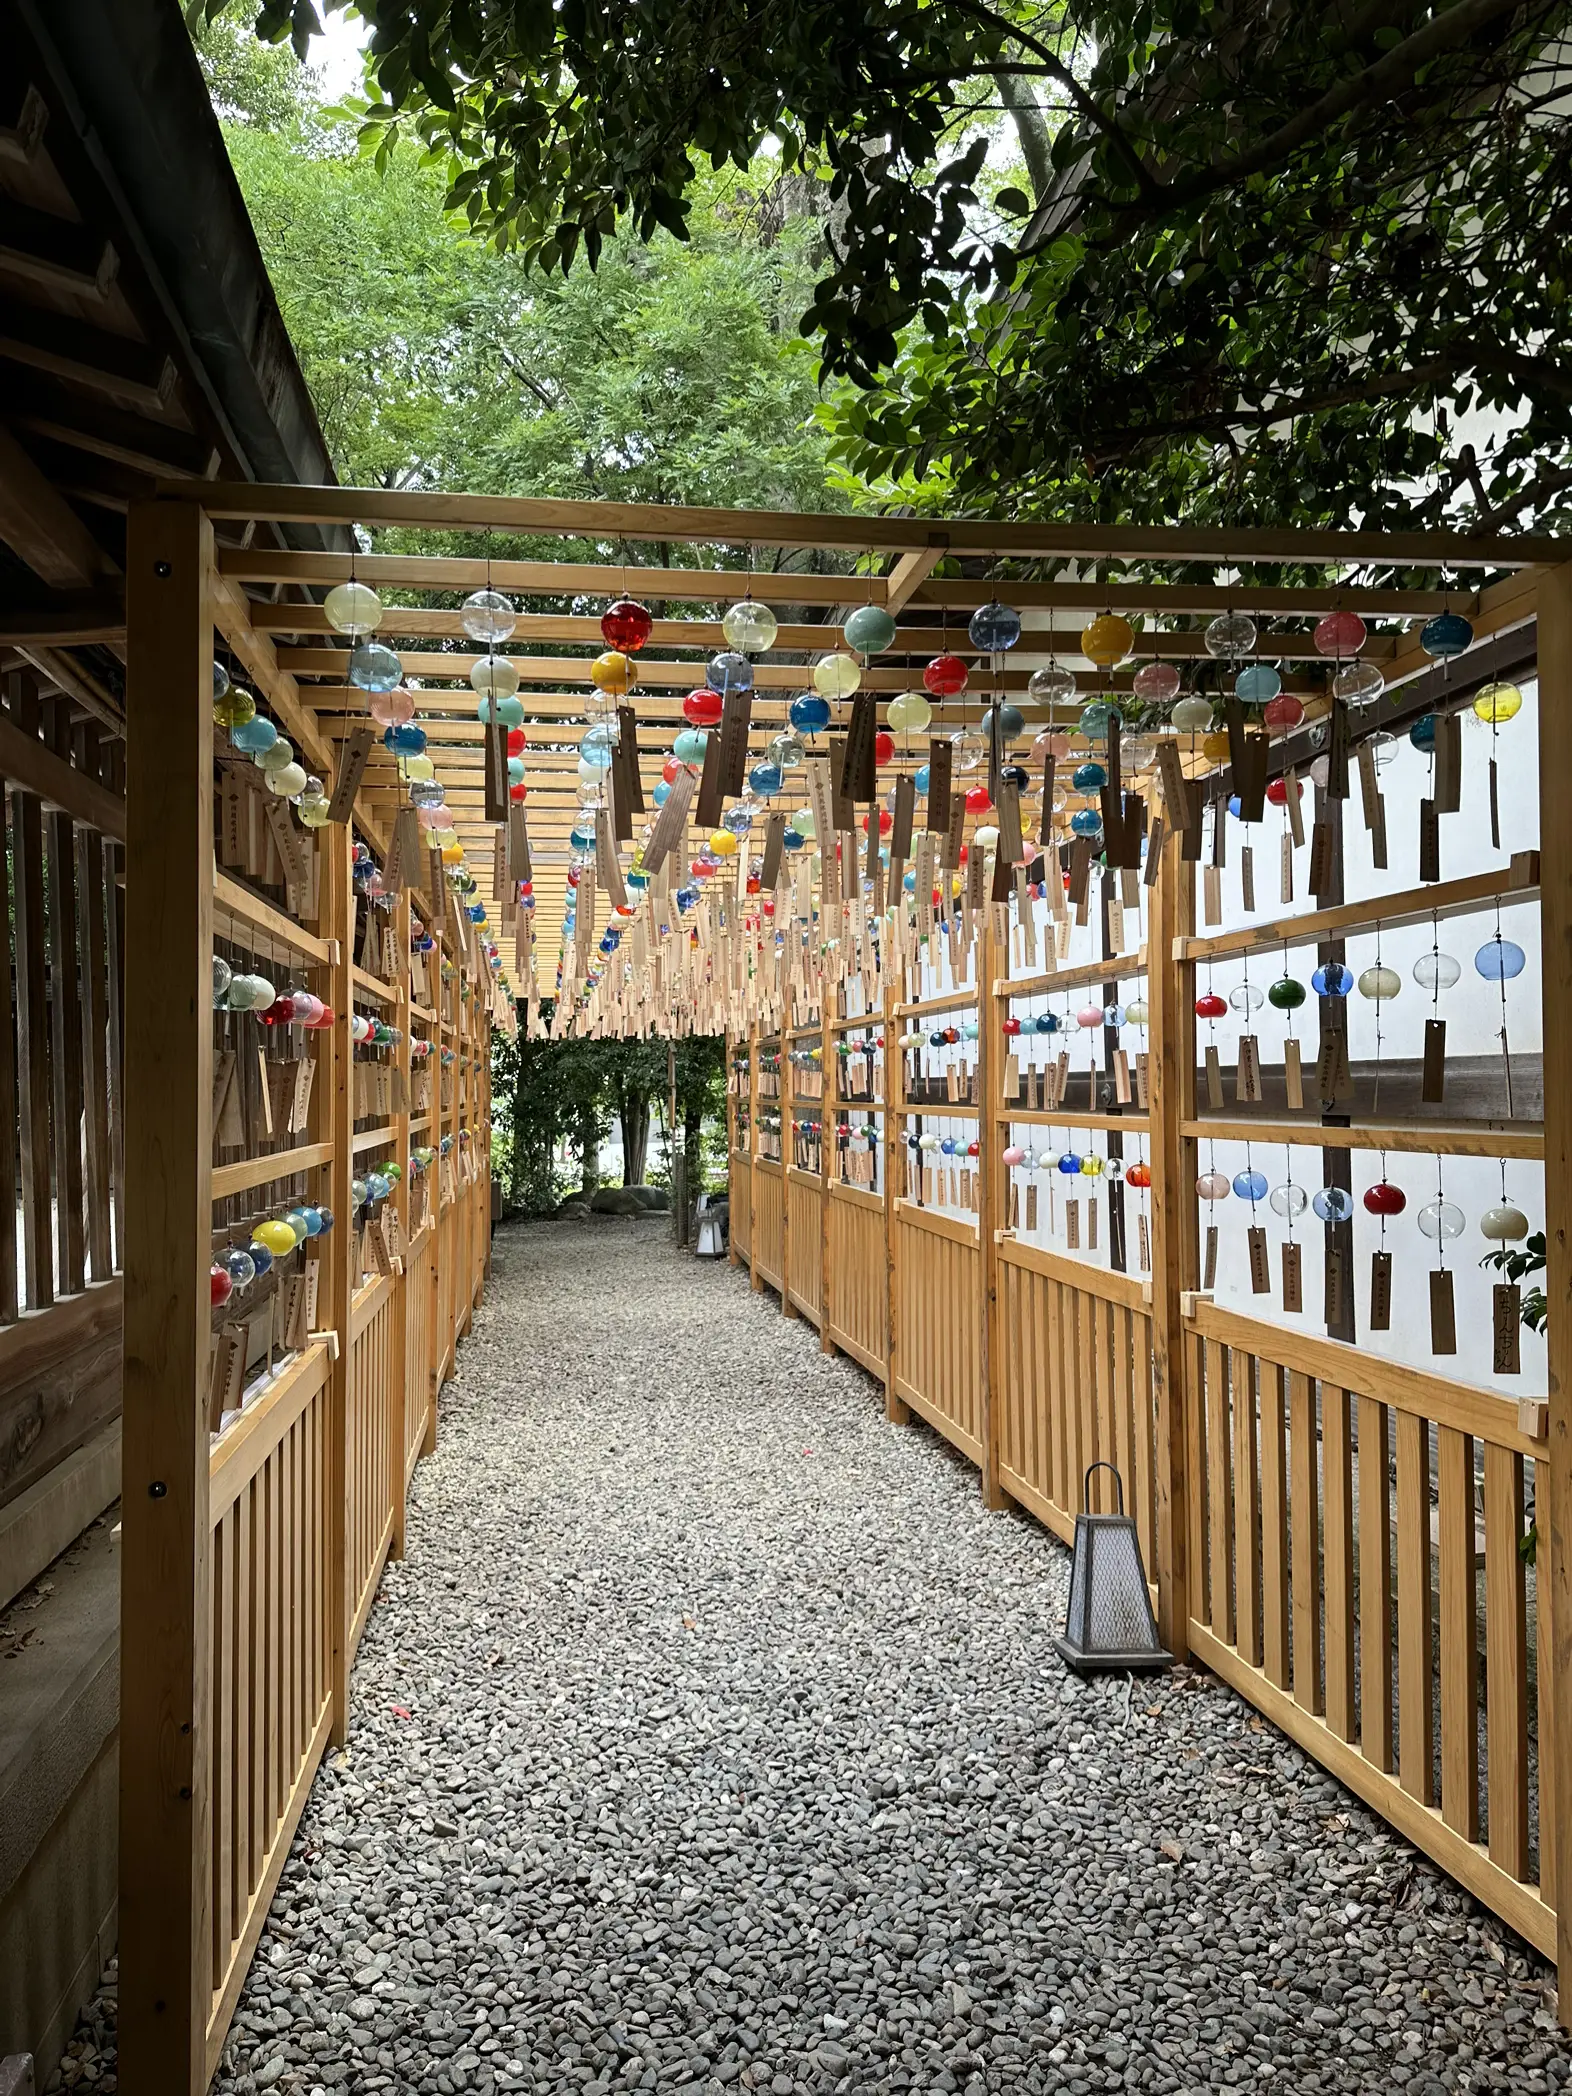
left=116, top=480, right=1572, bottom=2093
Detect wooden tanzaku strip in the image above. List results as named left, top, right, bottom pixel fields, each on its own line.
left=1191, top=1296, right=1543, bottom=1454
left=1174, top=853, right=1540, bottom=964
left=211, top=1141, right=334, bottom=1203
left=214, top=868, right=332, bottom=965
left=162, top=480, right=1560, bottom=565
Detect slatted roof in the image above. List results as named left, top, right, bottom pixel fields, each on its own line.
left=190, top=482, right=1549, bottom=986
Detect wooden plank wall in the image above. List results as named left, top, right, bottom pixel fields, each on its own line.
left=115, top=513, right=495, bottom=2096
left=0, top=663, right=125, bottom=1585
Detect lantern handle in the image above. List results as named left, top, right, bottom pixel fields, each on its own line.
left=1082, top=1461, right=1124, bottom=1515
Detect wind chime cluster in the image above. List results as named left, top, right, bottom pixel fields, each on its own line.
left=320, top=577, right=510, bottom=994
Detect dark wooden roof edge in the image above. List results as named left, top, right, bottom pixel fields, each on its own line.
left=15, top=0, right=345, bottom=560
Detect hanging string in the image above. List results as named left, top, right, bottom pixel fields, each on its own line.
left=1371, top=917, right=1385, bottom=1118
left=1491, top=898, right=1515, bottom=1116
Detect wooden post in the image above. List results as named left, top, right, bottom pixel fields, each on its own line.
left=1538, top=561, right=1572, bottom=2002
left=780, top=1028, right=797, bottom=1316
left=421, top=910, right=440, bottom=1453
left=324, top=825, right=354, bottom=1744
left=976, top=914, right=1005, bottom=1508
left=819, top=1001, right=833, bottom=1351
left=748, top=1017, right=761, bottom=1292
left=883, top=979, right=908, bottom=1421
left=117, top=499, right=215, bottom=2096
left=390, top=885, right=411, bottom=1561
left=1145, top=825, right=1192, bottom=1660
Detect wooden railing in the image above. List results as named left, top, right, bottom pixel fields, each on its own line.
left=996, top=1241, right=1157, bottom=1565
left=1182, top=1298, right=1552, bottom=1958
left=891, top=1202, right=983, bottom=1464
left=786, top=1167, right=822, bottom=1324
left=825, top=1182, right=885, bottom=1377
left=729, top=811, right=1559, bottom=1976
left=117, top=504, right=496, bottom=2096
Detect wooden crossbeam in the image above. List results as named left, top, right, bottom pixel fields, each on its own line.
left=163, top=479, right=1558, bottom=567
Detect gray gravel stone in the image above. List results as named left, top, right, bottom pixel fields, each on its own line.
left=43, top=1220, right=1572, bottom=2092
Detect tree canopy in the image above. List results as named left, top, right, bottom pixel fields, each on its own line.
left=229, top=0, right=1572, bottom=537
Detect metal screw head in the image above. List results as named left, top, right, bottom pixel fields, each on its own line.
left=154, top=561, right=172, bottom=577
left=149, top=1480, right=167, bottom=1498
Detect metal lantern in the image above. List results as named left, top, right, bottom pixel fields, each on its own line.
left=695, top=1193, right=727, bottom=1258
left=1056, top=1463, right=1172, bottom=1674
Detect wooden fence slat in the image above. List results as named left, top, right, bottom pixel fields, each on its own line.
left=1233, top=1350, right=1262, bottom=1670
left=1438, top=1427, right=1480, bottom=1839
left=1396, top=1410, right=1435, bottom=1805
left=46, top=700, right=86, bottom=1295
left=12, top=731, right=54, bottom=1309
left=1207, top=1338, right=1234, bottom=1642
left=0, top=761, right=17, bottom=1325
left=1323, top=1387, right=1355, bottom=1740
left=1484, top=1445, right=1529, bottom=1877
left=1358, top=1399, right=1394, bottom=1774
left=1289, top=1371, right=1322, bottom=1715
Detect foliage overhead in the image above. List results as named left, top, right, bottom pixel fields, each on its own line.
left=230, top=0, right=1572, bottom=536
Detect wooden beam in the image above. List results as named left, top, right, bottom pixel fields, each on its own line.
left=0, top=302, right=175, bottom=414
left=15, top=643, right=124, bottom=734
left=0, top=594, right=126, bottom=645
left=117, top=498, right=214, bottom=2096
left=259, top=602, right=1395, bottom=661
left=0, top=698, right=125, bottom=835
left=0, top=194, right=117, bottom=299
left=10, top=368, right=215, bottom=480
left=0, top=422, right=112, bottom=588
left=885, top=541, right=948, bottom=614
left=161, top=479, right=1559, bottom=567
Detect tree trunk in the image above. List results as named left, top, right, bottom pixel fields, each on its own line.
left=621, top=1095, right=651, bottom=1184
left=998, top=69, right=1053, bottom=205
left=684, top=1104, right=704, bottom=1192
left=577, top=1105, right=600, bottom=1194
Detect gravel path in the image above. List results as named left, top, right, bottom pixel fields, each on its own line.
left=54, top=1219, right=1570, bottom=2094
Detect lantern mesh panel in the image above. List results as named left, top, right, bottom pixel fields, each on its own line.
left=1057, top=1510, right=1171, bottom=1672
left=1077, top=1524, right=1152, bottom=1653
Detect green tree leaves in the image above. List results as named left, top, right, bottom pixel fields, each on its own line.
left=217, top=0, right=1572, bottom=536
